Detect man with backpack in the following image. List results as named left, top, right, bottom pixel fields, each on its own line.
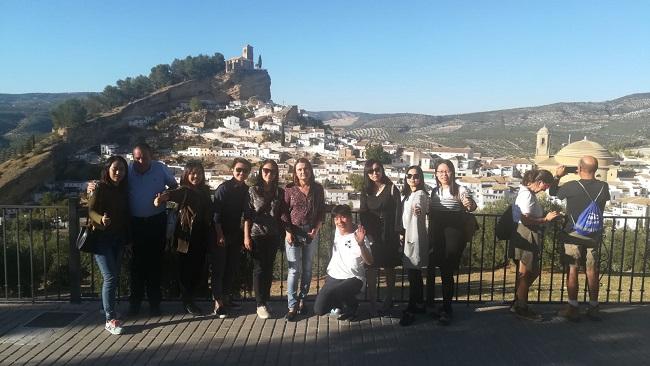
left=550, top=155, right=610, bottom=321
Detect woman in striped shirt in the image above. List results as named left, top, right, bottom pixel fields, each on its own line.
left=429, top=159, right=477, bottom=325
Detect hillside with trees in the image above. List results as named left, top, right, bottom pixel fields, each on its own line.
left=84, top=53, right=225, bottom=114
left=0, top=53, right=229, bottom=163
left=311, top=93, right=650, bottom=157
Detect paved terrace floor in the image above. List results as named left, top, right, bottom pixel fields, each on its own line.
left=0, top=301, right=648, bottom=365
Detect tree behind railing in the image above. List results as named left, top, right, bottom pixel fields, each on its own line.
left=0, top=204, right=70, bottom=301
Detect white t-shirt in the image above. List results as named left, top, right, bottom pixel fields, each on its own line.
left=513, top=187, right=543, bottom=224
left=327, top=228, right=371, bottom=283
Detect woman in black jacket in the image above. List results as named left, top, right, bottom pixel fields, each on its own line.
left=244, top=159, right=287, bottom=319
left=155, top=161, right=218, bottom=316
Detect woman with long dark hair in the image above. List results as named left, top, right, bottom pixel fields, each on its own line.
left=360, top=159, right=402, bottom=315
left=282, top=157, right=325, bottom=321
left=154, top=161, right=217, bottom=316
left=429, top=159, right=477, bottom=325
left=399, top=165, right=429, bottom=326
left=510, top=168, right=560, bottom=320
left=89, top=155, right=129, bottom=335
left=243, top=159, right=287, bottom=319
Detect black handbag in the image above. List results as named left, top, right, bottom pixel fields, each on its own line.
left=461, top=212, right=479, bottom=243
left=292, top=226, right=312, bottom=247
left=76, top=217, right=97, bottom=253
left=495, top=205, right=515, bottom=240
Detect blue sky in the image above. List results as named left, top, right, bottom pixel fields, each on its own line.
left=1, top=0, right=648, bottom=115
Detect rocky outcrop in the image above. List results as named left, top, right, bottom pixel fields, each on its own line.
left=219, top=70, right=272, bottom=103
left=0, top=150, right=57, bottom=205
left=119, top=70, right=271, bottom=119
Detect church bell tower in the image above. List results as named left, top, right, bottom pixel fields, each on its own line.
left=535, top=126, right=551, bottom=163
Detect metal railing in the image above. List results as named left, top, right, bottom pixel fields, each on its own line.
left=1, top=200, right=649, bottom=305
left=0, top=203, right=72, bottom=302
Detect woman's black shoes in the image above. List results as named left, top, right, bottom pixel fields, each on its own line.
left=285, top=307, right=298, bottom=321
left=212, top=306, right=227, bottom=319
left=438, top=310, right=452, bottom=326
left=399, top=311, right=416, bottom=326
left=184, top=302, right=203, bottom=316
left=337, top=311, right=357, bottom=321
left=297, top=299, right=307, bottom=315
left=430, top=306, right=453, bottom=325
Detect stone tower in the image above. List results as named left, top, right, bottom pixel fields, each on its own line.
left=535, top=125, right=551, bottom=163
left=243, top=45, right=254, bottom=61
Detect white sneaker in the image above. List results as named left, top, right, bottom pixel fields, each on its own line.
left=330, top=308, right=342, bottom=317
left=105, top=319, right=123, bottom=335
left=257, top=306, right=270, bottom=319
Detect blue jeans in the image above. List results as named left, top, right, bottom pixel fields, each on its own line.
left=286, top=225, right=318, bottom=309
left=94, top=232, right=124, bottom=321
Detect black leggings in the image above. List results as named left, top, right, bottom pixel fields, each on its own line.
left=408, top=269, right=424, bottom=308
left=314, top=276, right=363, bottom=315
left=179, top=242, right=207, bottom=303
left=251, top=236, right=279, bottom=306
left=431, top=212, right=467, bottom=312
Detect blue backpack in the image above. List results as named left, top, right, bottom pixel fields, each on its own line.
left=571, top=181, right=605, bottom=236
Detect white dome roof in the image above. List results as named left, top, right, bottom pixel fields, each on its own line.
left=554, top=138, right=614, bottom=166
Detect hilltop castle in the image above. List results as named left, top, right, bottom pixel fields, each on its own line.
left=226, top=44, right=255, bottom=72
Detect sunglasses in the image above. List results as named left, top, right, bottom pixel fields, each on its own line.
left=235, top=167, right=250, bottom=174
left=262, top=168, right=277, bottom=174
left=368, top=168, right=382, bottom=174
left=406, top=173, right=420, bottom=179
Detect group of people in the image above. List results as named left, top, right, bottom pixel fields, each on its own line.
left=87, top=142, right=610, bottom=336
left=88, top=145, right=327, bottom=335
left=509, top=155, right=610, bottom=321
left=313, top=158, right=479, bottom=325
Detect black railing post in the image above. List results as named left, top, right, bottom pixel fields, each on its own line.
left=68, top=197, right=81, bottom=303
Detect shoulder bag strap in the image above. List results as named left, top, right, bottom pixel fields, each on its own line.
left=576, top=181, right=605, bottom=203
left=180, top=188, right=189, bottom=209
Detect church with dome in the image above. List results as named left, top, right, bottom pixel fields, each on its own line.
left=534, top=126, right=618, bottom=183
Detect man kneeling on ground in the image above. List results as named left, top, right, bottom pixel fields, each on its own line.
left=314, top=205, right=373, bottom=320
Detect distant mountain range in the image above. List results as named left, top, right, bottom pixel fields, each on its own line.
left=309, top=93, right=650, bottom=156
left=1, top=91, right=649, bottom=157
left=0, top=92, right=96, bottom=146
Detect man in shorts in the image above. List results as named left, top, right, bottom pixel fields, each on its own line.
left=550, top=156, right=610, bottom=321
